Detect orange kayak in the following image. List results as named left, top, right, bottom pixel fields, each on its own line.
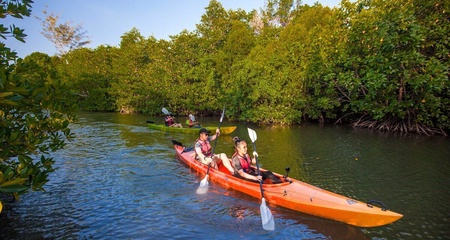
left=172, top=141, right=403, bottom=227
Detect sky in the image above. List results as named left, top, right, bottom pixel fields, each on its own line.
left=4, top=0, right=341, bottom=58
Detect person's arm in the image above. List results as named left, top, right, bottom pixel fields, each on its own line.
left=210, top=128, right=220, bottom=141
left=237, top=169, right=262, bottom=181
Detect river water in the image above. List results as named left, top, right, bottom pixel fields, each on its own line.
left=0, top=112, right=448, bottom=239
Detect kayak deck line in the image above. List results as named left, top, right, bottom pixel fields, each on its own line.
left=309, top=189, right=319, bottom=202
left=172, top=141, right=403, bottom=227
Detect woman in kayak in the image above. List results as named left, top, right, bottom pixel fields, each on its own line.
left=232, top=137, right=282, bottom=183
left=164, top=115, right=182, bottom=128
left=194, top=128, right=234, bottom=174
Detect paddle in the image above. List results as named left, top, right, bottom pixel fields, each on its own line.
left=196, top=107, right=226, bottom=195
left=162, top=107, right=171, bottom=115
left=247, top=127, right=275, bottom=231
left=189, top=114, right=201, bottom=127
left=189, top=114, right=196, bottom=122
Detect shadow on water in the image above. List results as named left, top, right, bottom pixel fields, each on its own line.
left=1, top=112, right=449, bottom=239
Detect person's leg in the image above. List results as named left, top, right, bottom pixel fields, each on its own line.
left=214, top=153, right=234, bottom=174
left=210, top=160, right=218, bottom=169
left=261, top=171, right=282, bottom=183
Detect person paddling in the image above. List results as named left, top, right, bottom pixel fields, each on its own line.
left=231, top=137, right=281, bottom=184
left=194, top=128, right=234, bottom=174
left=164, top=115, right=182, bottom=128
left=186, top=113, right=200, bottom=128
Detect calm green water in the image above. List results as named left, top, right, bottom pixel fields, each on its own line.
left=0, top=112, right=448, bottom=239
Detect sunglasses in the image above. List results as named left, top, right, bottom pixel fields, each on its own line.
left=204, top=133, right=209, bottom=136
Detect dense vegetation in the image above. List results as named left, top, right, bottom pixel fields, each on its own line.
left=46, top=0, right=448, bottom=135
left=0, top=0, right=76, bottom=211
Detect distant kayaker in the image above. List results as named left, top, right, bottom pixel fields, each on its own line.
left=194, top=128, right=234, bottom=174
left=231, top=137, right=282, bottom=184
left=186, top=113, right=200, bottom=128
left=165, top=115, right=182, bottom=128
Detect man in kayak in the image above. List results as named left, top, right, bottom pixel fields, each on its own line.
left=231, top=137, right=282, bottom=183
left=165, top=115, right=182, bottom=128
left=195, top=128, right=234, bottom=174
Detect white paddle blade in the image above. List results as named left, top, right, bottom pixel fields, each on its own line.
left=260, top=198, right=275, bottom=231
left=247, top=128, right=257, bottom=143
left=196, top=175, right=209, bottom=194
left=162, top=108, right=170, bottom=115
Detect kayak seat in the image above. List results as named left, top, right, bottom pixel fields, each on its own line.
left=217, top=161, right=233, bottom=175
left=263, top=179, right=272, bottom=184
left=264, top=178, right=283, bottom=184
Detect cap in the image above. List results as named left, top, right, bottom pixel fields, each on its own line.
left=199, top=128, right=211, bottom=134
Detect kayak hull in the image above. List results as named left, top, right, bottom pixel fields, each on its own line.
left=148, top=123, right=236, bottom=134
left=173, top=143, right=402, bottom=227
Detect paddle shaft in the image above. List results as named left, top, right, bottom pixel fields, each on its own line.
left=205, top=107, right=225, bottom=175
left=252, top=142, right=265, bottom=198
left=170, top=115, right=181, bottom=124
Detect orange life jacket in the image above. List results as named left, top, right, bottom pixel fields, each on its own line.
left=233, top=152, right=252, bottom=173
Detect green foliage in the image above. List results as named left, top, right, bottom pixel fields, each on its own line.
left=327, top=0, right=449, bottom=131
left=109, top=28, right=169, bottom=114
left=167, top=31, right=203, bottom=112
left=35, top=0, right=448, bottom=134
left=1, top=0, right=76, bottom=208
left=59, top=46, right=117, bottom=111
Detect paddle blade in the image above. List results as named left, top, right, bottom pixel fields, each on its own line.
left=260, top=198, right=275, bottom=231
left=171, top=140, right=183, bottom=147
left=196, top=174, right=209, bottom=195
left=162, top=108, right=170, bottom=115
left=247, top=128, right=257, bottom=143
